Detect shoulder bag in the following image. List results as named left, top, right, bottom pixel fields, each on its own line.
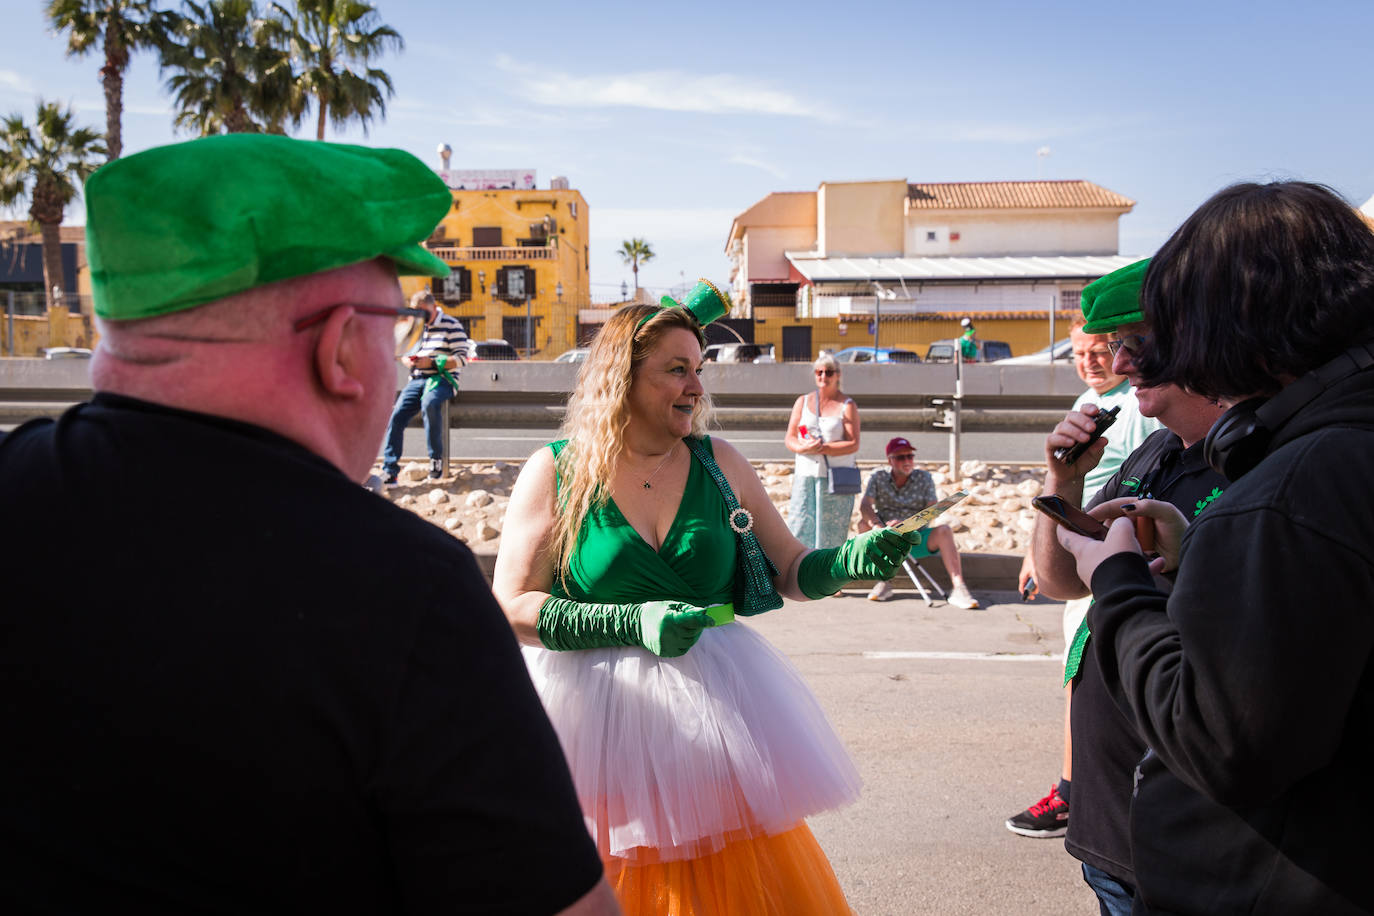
left=683, top=436, right=783, bottom=616
left=813, top=394, right=861, bottom=495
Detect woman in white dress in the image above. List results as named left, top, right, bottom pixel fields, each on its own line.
left=784, top=353, right=861, bottom=549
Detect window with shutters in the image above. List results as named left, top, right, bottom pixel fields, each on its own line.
left=436, top=266, right=471, bottom=304
left=495, top=266, right=537, bottom=302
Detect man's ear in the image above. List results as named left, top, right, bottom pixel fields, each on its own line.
left=312, top=305, right=366, bottom=400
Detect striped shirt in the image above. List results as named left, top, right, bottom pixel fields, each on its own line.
left=412, top=311, right=468, bottom=381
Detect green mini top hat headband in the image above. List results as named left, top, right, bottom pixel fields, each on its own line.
left=636, top=278, right=731, bottom=329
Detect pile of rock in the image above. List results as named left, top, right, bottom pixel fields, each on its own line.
left=377, top=458, right=1046, bottom=559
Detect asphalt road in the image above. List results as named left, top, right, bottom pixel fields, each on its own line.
left=398, top=426, right=1051, bottom=464
left=747, top=587, right=1096, bottom=915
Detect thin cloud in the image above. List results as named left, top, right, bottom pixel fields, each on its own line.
left=72, top=97, right=171, bottom=118
left=499, top=57, right=834, bottom=120
left=0, top=70, right=35, bottom=95
left=729, top=153, right=787, bottom=180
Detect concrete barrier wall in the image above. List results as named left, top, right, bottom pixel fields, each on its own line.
left=0, top=358, right=1088, bottom=430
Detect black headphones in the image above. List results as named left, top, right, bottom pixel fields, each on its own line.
left=1203, top=340, right=1374, bottom=480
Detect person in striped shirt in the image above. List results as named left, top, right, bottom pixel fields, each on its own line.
left=381, top=289, right=468, bottom=482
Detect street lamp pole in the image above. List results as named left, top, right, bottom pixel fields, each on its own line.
left=870, top=281, right=884, bottom=357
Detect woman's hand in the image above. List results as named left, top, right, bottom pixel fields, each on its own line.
left=1055, top=516, right=1142, bottom=587
left=1108, top=498, right=1189, bottom=574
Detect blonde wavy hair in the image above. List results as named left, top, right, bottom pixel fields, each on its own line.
left=549, top=304, right=715, bottom=583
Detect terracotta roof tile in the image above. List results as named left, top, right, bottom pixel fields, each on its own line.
left=907, top=180, right=1134, bottom=211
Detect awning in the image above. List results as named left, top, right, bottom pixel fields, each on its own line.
left=785, top=253, right=1141, bottom=283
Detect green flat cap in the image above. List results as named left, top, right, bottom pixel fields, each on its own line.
left=85, top=134, right=451, bottom=321
left=1081, top=258, right=1150, bottom=333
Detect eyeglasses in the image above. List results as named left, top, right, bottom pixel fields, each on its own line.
left=890, top=453, right=916, bottom=461
left=293, top=303, right=429, bottom=333
left=1106, top=333, right=1150, bottom=357
left=814, top=369, right=836, bottom=377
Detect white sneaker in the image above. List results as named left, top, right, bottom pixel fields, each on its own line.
left=867, top=580, right=893, bottom=602
left=948, top=582, right=980, bottom=610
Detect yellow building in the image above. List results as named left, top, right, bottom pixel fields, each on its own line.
left=401, top=171, right=589, bottom=359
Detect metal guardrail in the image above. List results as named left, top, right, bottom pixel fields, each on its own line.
left=1, top=358, right=1087, bottom=438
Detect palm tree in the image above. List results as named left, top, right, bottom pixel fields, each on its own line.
left=46, top=0, right=173, bottom=160
left=159, top=0, right=300, bottom=135
left=271, top=0, right=402, bottom=141
left=618, top=238, right=655, bottom=296
left=0, top=101, right=106, bottom=309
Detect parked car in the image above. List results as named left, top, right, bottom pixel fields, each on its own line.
left=40, top=347, right=93, bottom=359
left=924, top=338, right=1012, bottom=363
left=831, top=346, right=921, bottom=365
left=703, top=342, right=776, bottom=364
left=461, top=339, right=519, bottom=360
left=553, top=347, right=590, bottom=364
left=997, top=337, right=1073, bottom=366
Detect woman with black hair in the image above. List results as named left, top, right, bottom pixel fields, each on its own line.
left=1056, top=181, right=1374, bottom=915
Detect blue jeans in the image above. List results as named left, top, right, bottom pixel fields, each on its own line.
left=382, top=376, right=454, bottom=473
left=1081, top=863, right=1135, bottom=916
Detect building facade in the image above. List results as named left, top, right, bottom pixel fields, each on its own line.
left=726, top=179, right=1137, bottom=360
left=401, top=168, right=590, bottom=359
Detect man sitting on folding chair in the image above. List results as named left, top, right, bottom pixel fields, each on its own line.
left=858, top=437, right=980, bottom=609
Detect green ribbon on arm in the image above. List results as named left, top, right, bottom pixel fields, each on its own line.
left=422, top=354, right=459, bottom=395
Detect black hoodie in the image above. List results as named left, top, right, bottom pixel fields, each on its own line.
left=1088, top=369, right=1374, bottom=915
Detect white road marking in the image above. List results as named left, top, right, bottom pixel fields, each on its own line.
left=864, top=651, right=1063, bottom=662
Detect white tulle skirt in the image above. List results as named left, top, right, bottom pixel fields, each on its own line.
left=522, top=620, right=862, bottom=864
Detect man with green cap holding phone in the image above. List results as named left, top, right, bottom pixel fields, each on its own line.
left=0, top=134, right=614, bottom=915
left=1012, top=258, right=1225, bottom=915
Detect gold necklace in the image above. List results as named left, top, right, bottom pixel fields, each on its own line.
left=639, top=442, right=678, bottom=490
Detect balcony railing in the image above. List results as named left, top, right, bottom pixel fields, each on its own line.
left=428, top=245, right=557, bottom=262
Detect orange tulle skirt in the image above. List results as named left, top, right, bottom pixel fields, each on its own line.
left=605, top=822, right=853, bottom=916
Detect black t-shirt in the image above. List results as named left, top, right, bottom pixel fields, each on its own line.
left=1065, top=429, right=1227, bottom=885
left=0, top=394, right=601, bottom=914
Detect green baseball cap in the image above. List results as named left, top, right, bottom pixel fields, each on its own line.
left=85, top=134, right=451, bottom=321
left=1081, top=258, right=1150, bottom=333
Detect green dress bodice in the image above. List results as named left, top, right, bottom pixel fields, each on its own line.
left=550, top=437, right=735, bottom=608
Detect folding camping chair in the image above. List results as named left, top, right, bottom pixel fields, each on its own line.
left=902, top=556, right=947, bottom=606
left=900, top=531, right=948, bottom=606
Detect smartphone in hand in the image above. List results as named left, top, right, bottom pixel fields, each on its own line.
left=1053, top=405, right=1121, bottom=465
left=1031, top=495, right=1110, bottom=541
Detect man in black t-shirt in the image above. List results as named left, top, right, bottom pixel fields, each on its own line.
left=0, top=136, right=612, bottom=915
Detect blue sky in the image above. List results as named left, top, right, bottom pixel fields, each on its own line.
left=4, top=0, right=1372, bottom=301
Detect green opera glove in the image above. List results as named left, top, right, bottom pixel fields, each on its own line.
left=797, top=527, right=924, bottom=599
left=537, top=596, right=716, bottom=658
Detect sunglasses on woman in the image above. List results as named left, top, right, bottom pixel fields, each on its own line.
left=814, top=369, right=836, bottom=377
